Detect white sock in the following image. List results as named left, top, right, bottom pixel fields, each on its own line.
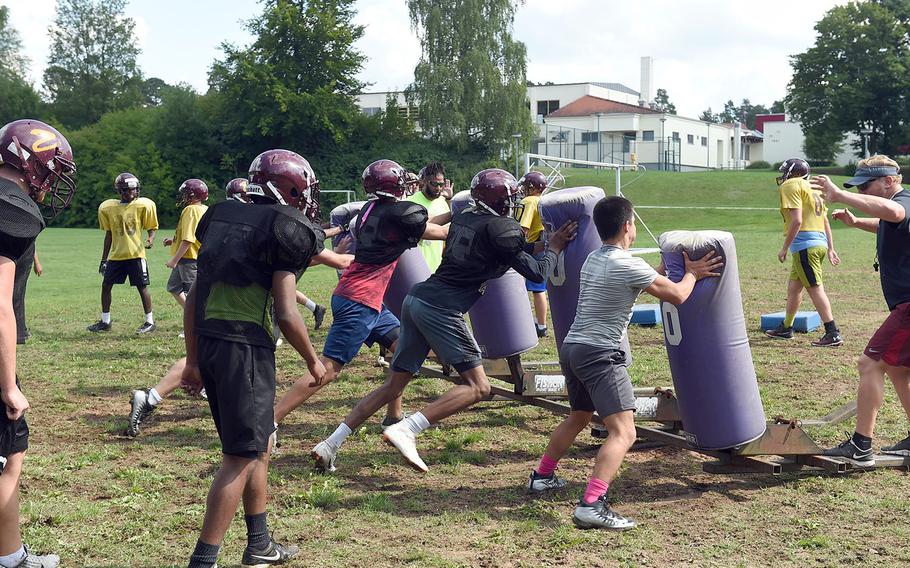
left=145, top=312, right=154, bottom=324
left=0, top=546, right=26, bottom=568
left=101, top=312, right=111, bottom=324
left=304, top=299, right=317, bottom=312
left=536, top=323, right=547, bottom=330
left=148, top=387, right=163, bottom=406
left=404, top=412, right=431, bottom=435
left=326, top=423, right=352, bottom=449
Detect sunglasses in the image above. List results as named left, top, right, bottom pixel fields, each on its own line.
left=858, top=178, right=880, bottom=191
left=428, top=181, right=446, bottom=187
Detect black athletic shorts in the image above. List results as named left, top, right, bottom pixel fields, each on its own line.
left=103, top=258, right=151, bottom=287
left=1, top=377, right=29, bottom=470
left=199, top=335, right=275, bottom=457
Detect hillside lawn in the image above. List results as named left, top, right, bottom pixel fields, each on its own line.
left=15, top=169, right=910, bottom=567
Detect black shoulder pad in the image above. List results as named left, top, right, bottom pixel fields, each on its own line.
left=393, top=200, right=429, bottom=241
left=272, top=208, right=324, bottom=272
left=0, top=185, right=44, bottom=240
left=486, top=216, right=525, bottom=257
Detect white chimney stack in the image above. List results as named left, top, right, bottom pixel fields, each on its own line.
left=639, top=56, right=654, bottom=108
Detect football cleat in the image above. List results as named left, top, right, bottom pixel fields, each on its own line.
left=527, top=470, right=567, bottom=494
left=822, top=434, right=874, bottom=466
left=241, top=538, right=299, bottom=567
left=127, top=389, right=155, bottom=437
left=136, top=322, right=156, bottom=334
left=12, top=546, right=60, bottom=568
left=382, top=421, right=428, bottom=473
left=572, top=494, right=636, bottom=530
left=86, top=320, right=112, bottom=333
left=811, top=330, right=843, bottom=347
left=313, top=304, right=327, bottom=330
left=764, top=325, right=793, bottom=340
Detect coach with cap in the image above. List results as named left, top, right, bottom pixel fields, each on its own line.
left=811, top=154, right=910, bottom=465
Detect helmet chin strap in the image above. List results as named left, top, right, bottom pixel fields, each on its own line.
left=374, top=190, right=401, bottom=200
left=475, top=200, right=501, bottom=216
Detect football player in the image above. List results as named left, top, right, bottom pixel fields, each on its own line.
left=87, top=172, right=159, bottom=334
left=272, top=159, right=447, bottom=473
left=0, top=119, right=76, bottom=568
left=314, top=169, right=575, bottom=473
left=179, top=149, right=349, bottom=568
left=765, top=158, right=843, bottom=346
left=517, top=171, right=551, bottom=337
left=164, top=179, right=208, bottom=332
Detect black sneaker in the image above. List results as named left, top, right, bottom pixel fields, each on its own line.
left=572, top=493, right=636, bottom=530
left=535, top=326, right=548, bottom=338
left=380, top=414, right=403, bottom=430
left=135, top=322, right=156, bottom=335
left=241, top=539, right=299, bottom=567
left=527, top=470, right=567, bottom=493
left=764, top=325, right=793, bottom=340
left=127, top=389, right=155, bottom=437
left=313, top=304, right=327, bottom=330
left=87, top=320, right=112, bottom=333
left=881, top=432, right=910, bottom=456
left=822, top=434, right=874, bottom=466
left=811, top=330, right=843, bottom=347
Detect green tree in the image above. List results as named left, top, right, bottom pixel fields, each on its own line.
left=0, top=8, right=41, bottom=122
left=699, top=108, right=718, bottom=123
left=652, top=88, right=676, bottom=115
left=209, top=0, right=366, bottom=172
left=405, top=0, right=534, bottom=155
left=786, top=1, right=910, bottom=158
left=43, top=0, right=144, bottom=129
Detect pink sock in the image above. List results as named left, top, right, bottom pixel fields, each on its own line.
left=536, top=454, right=559, bottom=477
left=583, top=477, right=610, bottom=504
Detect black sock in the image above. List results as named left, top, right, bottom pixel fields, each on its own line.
left=245, top=512, right=270, bottom=550
left=187, top=540, right=220, bottom=568
left=824, top=320, right=838, bottom=334
left=851, top=431, right=872, bottom=451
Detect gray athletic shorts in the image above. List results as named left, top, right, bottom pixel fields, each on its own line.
left=166, top=259, right=197, bottom=294
left=390, top=295, right=482, bottom=374
left=560, top=342, right=636, bottom=417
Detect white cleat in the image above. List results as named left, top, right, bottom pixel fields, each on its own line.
left=382, top=422, right=428, bottom=473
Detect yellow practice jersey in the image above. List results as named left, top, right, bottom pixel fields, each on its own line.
left=172, top=203, right=208, bottom=260
left=779, top=178, right=826, bottom=233
left=98, top=197, right=159, bottom=260
left=519, top=194, right=544, bottom=243
left=406, top=191, right=449, bottom=272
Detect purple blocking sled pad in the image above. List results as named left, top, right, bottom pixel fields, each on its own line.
left=659, top=230, right=766, bottom=450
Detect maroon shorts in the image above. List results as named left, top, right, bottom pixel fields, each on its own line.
left=865, top=302, right=910, bottom=368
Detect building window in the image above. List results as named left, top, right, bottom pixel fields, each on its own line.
left=642, top=130, right=654, bottom=141
left=672, top=131, right=680, bottom=141
left=536, top=100, right=560, bottom=117
left=362, top=107, right=382, bottom=117
left=701, top=136, right=708, bottom=146
left=581, top=132, right=599, bottom=143
left=687, top=134, right=694, bottom=144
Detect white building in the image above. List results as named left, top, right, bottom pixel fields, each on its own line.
left=753, top=113, right=859, bottom=166
left=354, top=56, right=754, bottom=171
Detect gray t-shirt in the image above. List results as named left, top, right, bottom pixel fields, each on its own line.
left=563, top=245, right=659, bottom=349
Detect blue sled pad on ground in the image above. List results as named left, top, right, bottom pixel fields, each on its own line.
left=631, top=304, right=662, bottom=326
left=760, top=311, right=821, bottom=333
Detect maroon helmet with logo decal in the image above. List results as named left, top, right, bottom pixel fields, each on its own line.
left=0, top=119, right=77, bottom=219
left=362, top=159, right=407, bottom=199
left=518, top=171, right=548, bottom=194
left=470, top=168, right=523, bottom=217
left=777, top=158, right=810, bottom=185
left=225, top=178, right=249, bottom=202
left=114, top=172, right=141, bottom=202
left=247, top=149, right=320, bottom=220
left=177, top=178, right=208, bottom=206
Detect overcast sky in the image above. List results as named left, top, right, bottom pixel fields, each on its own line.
left=7, top=0, right=842, bottom=118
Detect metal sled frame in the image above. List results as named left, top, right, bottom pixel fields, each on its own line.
left=417, top=354, right=910, bottom=475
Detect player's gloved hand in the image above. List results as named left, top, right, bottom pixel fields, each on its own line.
left=99, top=260, right=108, bottom=274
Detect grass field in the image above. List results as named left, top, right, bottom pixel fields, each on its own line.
left=14, top=169, right=910, bottom=567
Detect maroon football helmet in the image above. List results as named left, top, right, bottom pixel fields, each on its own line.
left=470, top=168, right=523, bottom=217
left=177, top=178, right=208, bottom=206
left=777, top=158, right=810, bottom=185
left=518, top=171, right=548, bottom=194
left=247, top=149, right=320, bottom=220
left=114, top=172, right=141, bottom=202
left=362, top=159, right=407, bottom=199
left=225, top=178, right=250, bottom=202
left=0, top=119, right=77, bottom=220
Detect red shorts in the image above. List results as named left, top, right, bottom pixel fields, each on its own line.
left=865, top=302, right=910, bottom=368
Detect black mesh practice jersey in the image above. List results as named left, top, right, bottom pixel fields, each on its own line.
left=0, top=178, right=44, bottom=263
left=410, top=206, right=557, bottom=312
left=352, top=199, right=428, bottom=265
left=193, top=200, right=325, bottom=348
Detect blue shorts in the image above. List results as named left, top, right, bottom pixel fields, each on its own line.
left=525, top=251, right=548, bottom=292
left=323, top=295, right=400, bottom=365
